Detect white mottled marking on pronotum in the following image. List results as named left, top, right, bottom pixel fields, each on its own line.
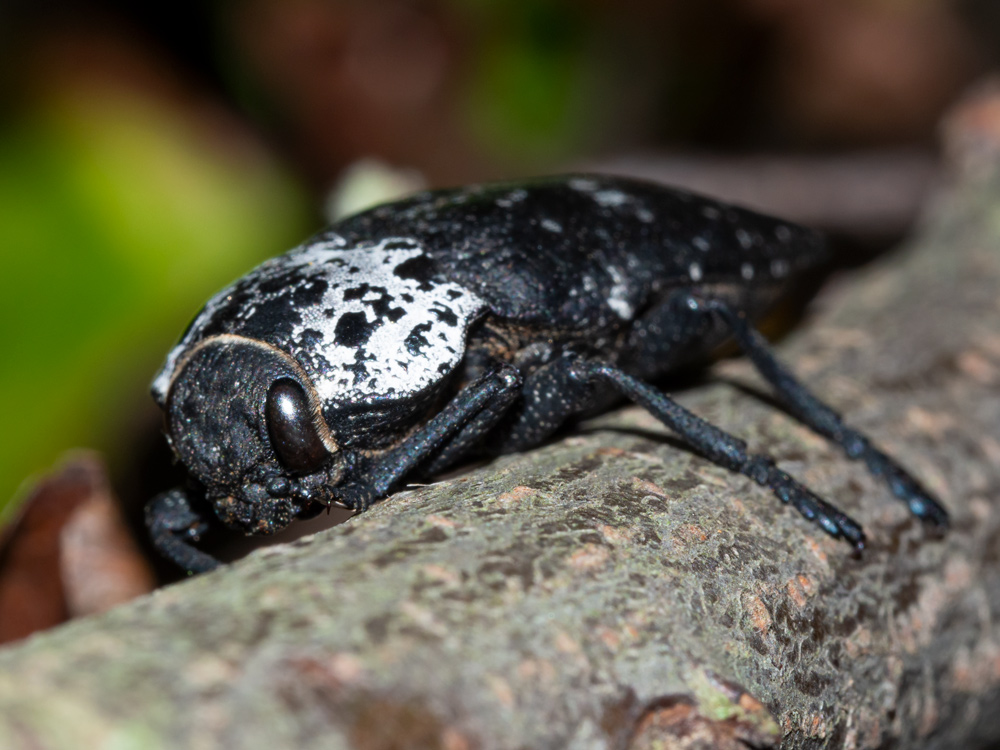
left=735, top=228, right=753, bottom=250
left=770, top=258, right=790, bottom=277
left=688, top=262, right=703, bottom=282
left=152, top=237, right=486, bottom=408
left=540, top=218, right=563, bottom=233
left=692, top=236, right=710, bottom=252
left=775, top=225, right=792, bottom=242
left=741, top=262, right=754, bottom=280
left=701, top=206, right=720, bottom=220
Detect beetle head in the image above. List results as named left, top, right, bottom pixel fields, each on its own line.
left=162, top=335, right=346, bottom=535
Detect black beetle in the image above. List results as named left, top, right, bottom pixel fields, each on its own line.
left=148, top=174, right=948, bottom=573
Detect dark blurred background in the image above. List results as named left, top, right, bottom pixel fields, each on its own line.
left=0, top=0, right=997, bottom=542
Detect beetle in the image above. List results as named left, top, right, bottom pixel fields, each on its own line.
left=147, top=174, right=948, bottom=573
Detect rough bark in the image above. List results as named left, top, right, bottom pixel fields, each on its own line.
left=3, top=139, right=1000, bottom=750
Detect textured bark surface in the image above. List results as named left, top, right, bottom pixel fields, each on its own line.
left=3, top=151, right=1000, bottom=750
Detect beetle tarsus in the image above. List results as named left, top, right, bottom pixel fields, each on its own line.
left=146, top=488, right=221, bottom=574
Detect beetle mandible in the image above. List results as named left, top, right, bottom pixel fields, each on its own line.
left=148, top=174, right=948, bottom=573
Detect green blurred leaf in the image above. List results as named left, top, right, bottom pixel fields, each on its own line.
left=0, top=88, right=310, bottom=519
left=461, top=1, right=591, bottom=162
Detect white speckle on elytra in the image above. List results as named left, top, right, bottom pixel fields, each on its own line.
left=735, top=228, right=753, bottom=249
left=701, top=206, right=720, bottom=220
left=607, top=297, right=632, bottom=319
left=497, top=189, right=528, bottom=208
left=636, top=208, right=654, bottom=223
left=688, top=262, right=703, bottom=282
left=775, top=225, right=792, bottom=242
left=741, top=262, right=754, bottom=280
left=593, top=189, right=628, bottom=207
left=540, top=218, right=563, bottom=233
left=568, top=177, right=598, bottom=192
left=692, top=236, right=710, bottom=252
left=606, top=265, right=632, bottom=319
left=770, top=258, right=790, bottom=277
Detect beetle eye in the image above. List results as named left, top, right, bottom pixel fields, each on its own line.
left=265, top=379, right=329, bottom=474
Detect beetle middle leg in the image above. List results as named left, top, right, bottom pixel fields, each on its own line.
left=687, top=296, right=949, bottom=529
left=598, top=362, right=868, bottom=545
left=333, top=363, right=523, bottom=511
left=499, top=354, right=867, bottom=547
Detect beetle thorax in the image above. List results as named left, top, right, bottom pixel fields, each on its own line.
left=153, top=236, right=486, bottom=409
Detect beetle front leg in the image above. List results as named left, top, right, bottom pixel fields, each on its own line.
left=692, top=297, right=949, bottom=529
left=334, top=363, right=523, bottom=511
left=145, top=487, right=221, bottom=573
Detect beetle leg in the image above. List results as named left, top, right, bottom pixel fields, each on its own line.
left=493, top=351, right=600, bottom=451
left=420, top=371, right=523, bottom=476
left=334, top=363, right=523, bottom=511
left=146, top=487, right=221, bottom=573
left=483, top=352, right=865, bottom=547
left=579, top=360, right=867, bottom=548
left=691, top=296, right=949, bottom=529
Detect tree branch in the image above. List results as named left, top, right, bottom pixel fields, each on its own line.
left=3, top=123, right=1000, bottom=750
